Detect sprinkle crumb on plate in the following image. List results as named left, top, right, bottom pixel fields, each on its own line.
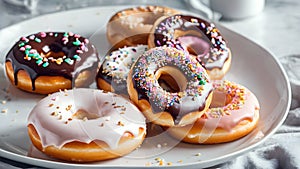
left=195, top=153, right=202, bottom=156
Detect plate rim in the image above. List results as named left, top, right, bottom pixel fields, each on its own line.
left=0, top=5, right=292, bottom=169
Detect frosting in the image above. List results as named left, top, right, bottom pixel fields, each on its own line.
left=177, top=36, right=229, bottom=69
left=152, top=15, right=230, bottom=70
left=27, top=88, right=146, bottom=149
left=5, top=32, right=99, bottom=90
left=97, top=45, right=148, bottom=94
left=112, top=6, right=178, bottom=30
left=131, top=47, right=213, bottom=123
left=197, top=80, right=260, bottom=132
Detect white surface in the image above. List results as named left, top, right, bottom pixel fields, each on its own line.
left=0, top=6, right=291, bottom=169
left=189, top=0, right=265, bottom=20
left=210, top=0, right=265, bottom=19
left=220, top=0, right=300, bottom=59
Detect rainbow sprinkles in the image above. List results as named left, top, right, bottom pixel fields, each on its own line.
left=18, top=32, right=89, bottom=67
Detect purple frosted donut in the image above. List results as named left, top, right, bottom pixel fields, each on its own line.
left=149, top=14, right=231, bottom=80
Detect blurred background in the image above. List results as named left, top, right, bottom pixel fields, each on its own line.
left=0, top=0, right=188, bottom=29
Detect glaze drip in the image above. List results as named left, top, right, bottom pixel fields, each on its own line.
left=27, top=89, right=146, bottom=149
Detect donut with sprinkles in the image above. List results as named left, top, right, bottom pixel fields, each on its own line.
left=5, top=32, right=99, bottom=94
left=27, top=88, right=146, bottom=162
left=148, top=14, right=231, bottom=80
left=127, top=46, right=213, bottom=127
left=166, top=80, right=260, bottom=144
left=97, top=45, right=148, bottom=96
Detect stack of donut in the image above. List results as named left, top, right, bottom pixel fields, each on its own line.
left=100, top=6, right=260, bottom=144
left=4, top=5, right=260, bottom=163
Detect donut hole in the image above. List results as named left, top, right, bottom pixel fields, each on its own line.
left=72, top=109, right=100, bottom=120
left=39, top=43, right=68, bottom=59
left=158, top=74, right=180, bottom=92
left=155, top=66, right=187, bottom=93
left=137, top=14, right=160, bottom=25
left=126, top=12, right=174, bottom=25
left=41, top=51, right=65, bottom=59
left=210, top=90, right=233, bottom=108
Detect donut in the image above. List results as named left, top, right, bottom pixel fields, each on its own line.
left=127, top=46, right=213, bottom=127
left=27, top=88, right=146, bottom=162
left=106, top=6, right=180, bottom=49
left=5, top=32, right=99, bottom=94
left=166, top=80, right=260, bottom=144
left=97, top=45, right=148, bottom=96
left=148, top=14, right=231, bottom=80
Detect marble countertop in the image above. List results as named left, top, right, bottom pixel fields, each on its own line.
left=0, top=0, right=299, bottom=168
left=220, top=0, right=300, bottom=59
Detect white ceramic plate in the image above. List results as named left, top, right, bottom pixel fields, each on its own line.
left=0, top=6, right=291, bottom=169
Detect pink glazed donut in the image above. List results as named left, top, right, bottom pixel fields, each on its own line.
left=166, top=80, right=260, bottom=144
left=27, top=88, right=146, bottom=162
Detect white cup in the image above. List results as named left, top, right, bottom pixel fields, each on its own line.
left=188, top=0, right=265, bottom=20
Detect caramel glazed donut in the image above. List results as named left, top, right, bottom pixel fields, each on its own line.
left=106, top=6, right=180, bottom=48
left=149, top=14, right=231, bottom=80
left=27, top=88, right=146, bottom=162
left=97, top=45, right=148, bottom=96
left=166, top=80, right=260, bottom=144
left=127, top=46, right=213, bottom=127
left=5, top=32, right=99, bottom=94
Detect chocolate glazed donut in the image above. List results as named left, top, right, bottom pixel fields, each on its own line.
left=127, top=47, right=213, bottom=127
left=149, top=14, right=231, bottom=80
left=5, top=32, right=99, bottom=94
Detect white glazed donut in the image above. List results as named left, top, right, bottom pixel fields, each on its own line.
left=166, top=80, right=260, bottom=144
left=97, top=45, right=148, bottom=95
left=27, top=88, right=146, bottom=162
